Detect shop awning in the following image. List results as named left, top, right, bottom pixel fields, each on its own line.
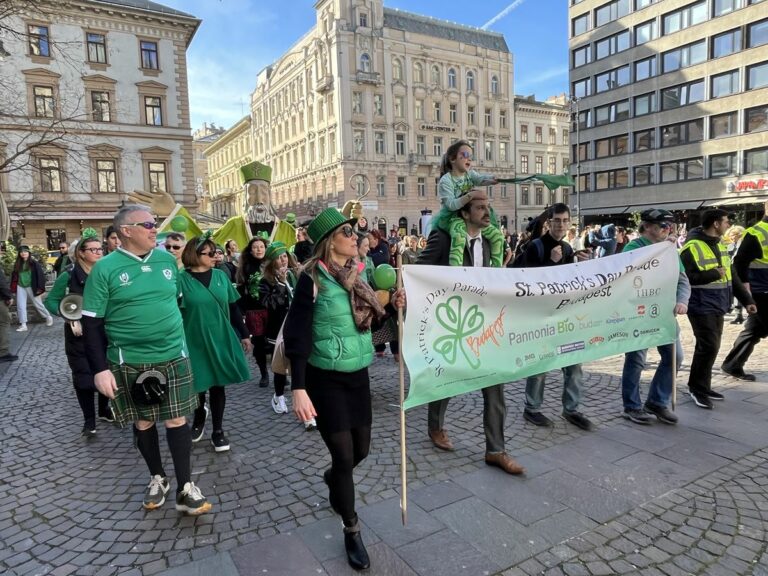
left=625, top=201, right=705, bottom=213
left=703, top=195, right=768, bottom=207
left=578, top=206, right=628, bottom=216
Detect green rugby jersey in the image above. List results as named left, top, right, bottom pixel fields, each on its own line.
left=82, top=248, right=186, bottom=364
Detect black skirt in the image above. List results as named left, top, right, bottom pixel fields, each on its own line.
left=305, top=364, right=371, bottom=434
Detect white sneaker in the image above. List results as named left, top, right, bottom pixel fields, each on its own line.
left=304, top=418, right=317, bottom=431
left=271, top=394, right=288, bottom=414
left=45, top=317, right=53, bottom=326
left=16, top=324, right=27, bottom=332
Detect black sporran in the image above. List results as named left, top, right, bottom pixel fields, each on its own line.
left=130, top=369, right=168, bottom=406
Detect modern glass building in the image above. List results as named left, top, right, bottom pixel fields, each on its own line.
left=568, top=0, right=768, bottom=223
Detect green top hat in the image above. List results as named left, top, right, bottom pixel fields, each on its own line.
left=264, top=241, right=287, bottom=261
left=239, top=161, right=272, bottom=184
left=284, top=212, right=296, bottom=224
left=307, top=208, right=356, bottom=247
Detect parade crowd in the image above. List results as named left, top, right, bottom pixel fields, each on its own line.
left=2, top=141, right=767, bottom=572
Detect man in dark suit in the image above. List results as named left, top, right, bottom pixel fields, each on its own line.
left=416, top=191, right=524, bottom=475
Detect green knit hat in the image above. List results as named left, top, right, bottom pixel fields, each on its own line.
left=307, top=208, right=356, bottom=247
left=239, top=161, right=272, bottom=184
left=264, top=241, right=287, bottom=261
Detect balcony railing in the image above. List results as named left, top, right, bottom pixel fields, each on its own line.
left=355, top=71, right=381, bottom=85
left=315, top=76, right=333, bottom=93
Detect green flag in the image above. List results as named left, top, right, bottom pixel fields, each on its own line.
left=498, top=173, right=576, bottom=191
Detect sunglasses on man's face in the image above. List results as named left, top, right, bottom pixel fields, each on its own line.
left=165, top=244, right=183, bottom=251
left=335, top=225, right=355, bottom=238
left=122, top=221, right=158, bottom=230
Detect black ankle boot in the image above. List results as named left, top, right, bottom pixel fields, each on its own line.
left=343, top=518, right=370, bottom=571
left=258, top=368, right=269, bottom=387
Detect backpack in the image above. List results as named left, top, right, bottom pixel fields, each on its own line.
left=512, top=238, right=572, bottom=268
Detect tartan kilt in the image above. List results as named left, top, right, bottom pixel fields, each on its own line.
left=109, top=356, right=199, bottom=425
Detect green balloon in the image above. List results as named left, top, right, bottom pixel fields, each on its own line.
left=373, top=264, right=396, bottom=290
left=170, top=215, right=188, bottom=232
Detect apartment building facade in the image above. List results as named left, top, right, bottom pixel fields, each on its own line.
left=0, top=0, right=199, bottom=247
left=246, top=0, right=517, bottom=235
left=568, top=0, right=768, bottom=222
left=515, top=94, right=572, bottom=227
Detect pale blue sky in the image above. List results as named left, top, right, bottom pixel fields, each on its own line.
left=162, top=0, right=569, bottom=130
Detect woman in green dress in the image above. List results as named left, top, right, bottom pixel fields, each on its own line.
left=179, top=234, right=251, bottom=452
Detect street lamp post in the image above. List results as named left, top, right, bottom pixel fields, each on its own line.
left=569, top=95, right=581, bottom=230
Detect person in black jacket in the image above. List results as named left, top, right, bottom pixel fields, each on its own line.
left=679, top=209, right=755, bottom=409
left=45, top=233, right=112, bottom=435
left=520, top=204, right=594, bottom=431
left=53, top=241, right=71, bottom=276
left=721, top=201, right=768, bottom=381
left=367, top=230, right=389, bottom=267
left=11, top=245, right=53, bottom=331
left=292, top=227, right=314, bottom=264
left=0, top=268, right=18, bottom=363
left=237, top=236, right=269, bottom=386
left=416, top=191, right=524, bottom=475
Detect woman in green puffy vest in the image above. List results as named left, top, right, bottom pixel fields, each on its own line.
left=283, top=208, right=403, bottom=572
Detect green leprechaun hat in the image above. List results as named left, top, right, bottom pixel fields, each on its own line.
left=307, top=208, right=356, bottom=248
left=239, top=161, right=272, bottom=184
left=264, top=241, right=287, bottom=261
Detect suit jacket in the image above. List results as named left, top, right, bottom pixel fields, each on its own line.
left=416, top=229, right=492, bottom=267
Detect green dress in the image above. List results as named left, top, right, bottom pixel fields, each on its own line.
left=178, top=268, right=251, bottom=393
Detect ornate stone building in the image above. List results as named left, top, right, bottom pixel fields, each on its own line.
left=204, top=115, right=253, bottom=221
left=247, top=0, right=516, bottom=235
left=0, top=0, right=199, bottom=247
left=192, top=122, right=225, bottom=215
left=514, top=94, right=572, bottom=227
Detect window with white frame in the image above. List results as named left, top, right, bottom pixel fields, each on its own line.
left=433, top=136, right=443, bottom=157
left=395, top=133, right=405, bottom=156
left=448, top=68, right=457, bottom=88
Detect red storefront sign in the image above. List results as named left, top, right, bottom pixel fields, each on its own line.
left=730, top=179, right=768, bottom=192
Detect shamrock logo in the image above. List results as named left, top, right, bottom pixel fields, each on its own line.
left=433, top=295, right=484, bottom=368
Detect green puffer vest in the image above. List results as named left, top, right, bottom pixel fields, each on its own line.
left=308, top=266, right=374, bottom=372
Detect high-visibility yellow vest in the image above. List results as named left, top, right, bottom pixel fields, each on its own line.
left=746, top=220, right=768, bottom=270
left=680, top=238, right=731, bottom=289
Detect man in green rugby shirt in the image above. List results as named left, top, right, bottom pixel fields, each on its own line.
left=82, top=204, right=211, bottom=515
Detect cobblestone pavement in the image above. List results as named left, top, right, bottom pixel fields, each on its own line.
left=1, top=315, right=767, bottom=575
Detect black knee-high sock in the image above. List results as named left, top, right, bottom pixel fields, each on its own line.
left=253, top=335, right=267, bottom=375
left=209, top=386, right=226, bottom=432
left=74, top=386, right=96, bottom=426
left=135, top=425, right=165, bottom=478
left=166, top=424, right=192, bottom=492
left=193, top=392, right=207, bottom=426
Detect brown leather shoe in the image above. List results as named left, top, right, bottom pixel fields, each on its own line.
left=428, top=428, right=454, bottom=451
left=485, top=452, right=525, bottom=475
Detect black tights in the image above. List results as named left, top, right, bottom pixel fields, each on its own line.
left=252, top=335, right=267, bottom=376
left=274, top=373, right=287, bottom=396
left=320, top=425, right=371, bottom=525
left=193, top=386, right=226, bottom=432
left=74, top=386, right=110, bottom=427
